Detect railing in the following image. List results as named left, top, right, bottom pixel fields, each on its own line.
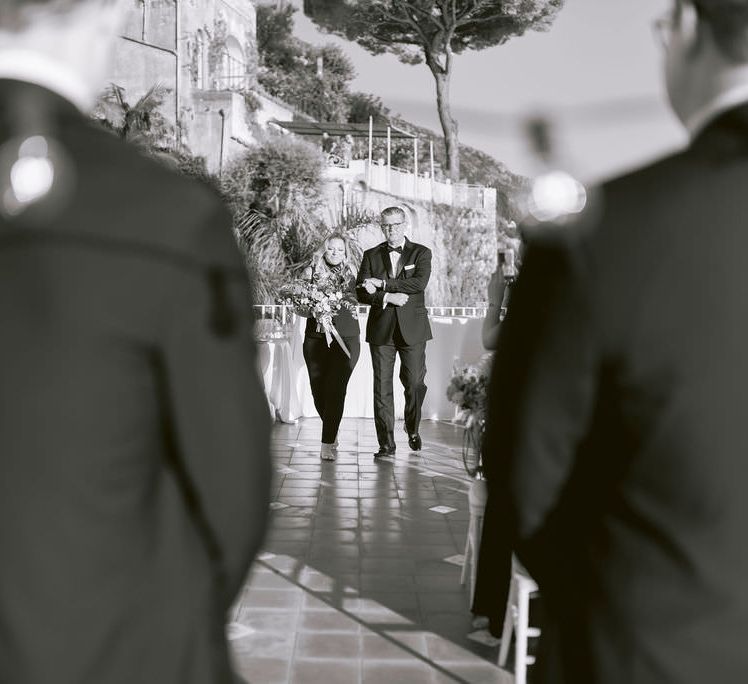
left=324, top=160, right=496, bottom=212
left=254, top=304, right=488, bottom=321
left=211, top=74, right=251, bottom=91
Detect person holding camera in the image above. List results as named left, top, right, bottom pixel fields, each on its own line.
left=482, top=243, right=520, bottom=350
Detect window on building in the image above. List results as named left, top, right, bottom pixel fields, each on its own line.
left=194, top=30, right=206, bottom=89
left=220, top=36, right=247, bottom=91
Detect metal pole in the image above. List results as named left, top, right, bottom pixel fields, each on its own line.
left=413, top=137, right=418, bottom=198
left=367, top=115, right=373, bottom=187
left=386, top=125, right=391, bottom=193
left=218, top=109, right=226, bottom=177
left=174, top=0, right=180, bottom=148
left=430, top=139, right=435, bottom=202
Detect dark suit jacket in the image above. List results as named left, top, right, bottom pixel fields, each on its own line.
left=485, top=104, right=748, bottom=684
left=0, top=80, right=271, bottom=684
left=356, top=238, right=432, bottom=346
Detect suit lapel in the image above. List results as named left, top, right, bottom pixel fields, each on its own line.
left=396, top=238, right=414, bottom=278
left=380, top=242, right=393, bottom=278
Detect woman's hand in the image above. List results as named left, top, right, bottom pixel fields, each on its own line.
left=487, top=270, right=506, bottom=307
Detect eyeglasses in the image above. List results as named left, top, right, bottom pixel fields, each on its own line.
left=381, top=222, right=404, bottom=229
left=652, top=12, right=675, bottom=49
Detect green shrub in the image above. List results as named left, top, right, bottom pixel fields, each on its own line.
left=223, top=137, right=330, bottom=302
left=431, top=206, right=497, bottom=306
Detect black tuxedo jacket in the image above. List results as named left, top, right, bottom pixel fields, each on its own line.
left=0, top=80, right=271, bottom=684
left=484, top=104, right=748, bottom=684
left=356, top=238, right=432, bottom=346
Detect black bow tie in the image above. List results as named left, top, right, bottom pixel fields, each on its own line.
left=388, top=245, right=403, bottom=254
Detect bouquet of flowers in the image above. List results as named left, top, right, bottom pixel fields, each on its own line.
left=447, top=354, right=493, bottom=477
left=279, top=270, right=358, bottom=358
left=446, top=353, right=493, bottom=428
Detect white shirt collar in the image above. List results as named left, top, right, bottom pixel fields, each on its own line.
left=0, top=49, right=94, bottom=113
left=687, top=82, right=748, bottom=138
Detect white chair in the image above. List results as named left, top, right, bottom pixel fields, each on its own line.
left=460, top=478, right=488, bottom=605
left=497, top=558, right=541, bottom=684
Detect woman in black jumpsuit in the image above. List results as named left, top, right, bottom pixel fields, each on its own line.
left=301, top=233, right=361, bottom=461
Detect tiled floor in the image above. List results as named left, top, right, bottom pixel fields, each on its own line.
left=228, top=418, right=512, bottom=684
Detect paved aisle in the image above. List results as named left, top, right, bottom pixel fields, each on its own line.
left=229, top=418, right=512, bottom=684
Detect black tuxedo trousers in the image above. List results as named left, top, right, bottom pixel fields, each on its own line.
left=370, top=318, right=427, bottom=448
left=303, top=335, right=360, bottom=444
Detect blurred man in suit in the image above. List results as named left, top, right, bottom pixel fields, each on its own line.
left=484, top=1, right=748, bottom=682
left=0, top=2, right=271, bottom=683
left=357, top=206, right=432, bottom=458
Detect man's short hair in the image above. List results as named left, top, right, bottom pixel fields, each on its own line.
left=693, top=0, right=748, bottom=61
left=0, top=0, right=104, bottom=30
left=381, top=206, right=406, bottom=222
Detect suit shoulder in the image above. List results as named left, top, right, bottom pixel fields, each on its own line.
left=600, top=147, right=690, bottom=196
left=522, top=147, right=693, bottom=251
left=69, top=123, right=240, bottom=269
left=363, top=242, right=386, bottom=256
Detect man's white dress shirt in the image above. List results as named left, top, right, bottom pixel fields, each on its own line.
left=383, top=240, right=406, bottom=307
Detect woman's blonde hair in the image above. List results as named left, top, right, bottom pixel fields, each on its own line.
left=311, top=232, right=357, bottom=278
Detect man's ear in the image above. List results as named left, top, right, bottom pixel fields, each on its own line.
left=679, top=0, right=708, bottom=58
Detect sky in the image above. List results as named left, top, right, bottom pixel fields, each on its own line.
left=287, top=0, right=687, bottom=183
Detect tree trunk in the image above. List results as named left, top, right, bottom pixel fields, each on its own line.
left=431, top=66, right=460, bottom=182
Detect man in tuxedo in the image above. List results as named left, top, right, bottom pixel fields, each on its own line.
left=0, top=2, right=271, bottom=683
left=484, top=1, right=748, bottom=682
left=357, top=206, right=432, bottom=458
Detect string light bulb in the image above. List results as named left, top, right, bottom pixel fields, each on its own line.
left=10, top=136, right=55, bottom=206
left=528, top=170, right=587, bottom=223
left=0, top=133, right=74, bottom=221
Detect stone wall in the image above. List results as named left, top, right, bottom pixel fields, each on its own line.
left=320, top=180, right=496, bottom=306
left=110, top=0, right=260, bottom=171
left=109, top=39, right=178, bottom=128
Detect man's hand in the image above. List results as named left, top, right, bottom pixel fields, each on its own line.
left=388, top=293, right=409, bottom=307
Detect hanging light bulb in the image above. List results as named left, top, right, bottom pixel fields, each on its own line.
left=522, top=115, right=594, bottom=226
left=10, top=136, right=55, bottom=205
left=0, top=133, right=74, bottom=221
left=528, top=170, right=587, bottom=223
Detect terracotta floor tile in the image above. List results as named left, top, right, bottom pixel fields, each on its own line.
left=290, top=659, right=361, bottom=684
left=296, top=633, right=361, bottom=659
left=299, top=611, right=363, bottom=633
left=230, top=419, right=515, bottom=684
left=361, top=632, right=430, bottom=660
left=362, top=661, right=434, bottom=684
left=232, top=656, right=289, bottom=684
left=237, top=607, right=299, bottom=636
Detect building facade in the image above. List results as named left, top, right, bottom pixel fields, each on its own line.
left=110, top=0, right=291, bottom=173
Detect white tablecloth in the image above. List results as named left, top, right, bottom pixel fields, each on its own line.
left=259, top=314, right=486, bottom=423
left=257, top=338, right=302, bottom=423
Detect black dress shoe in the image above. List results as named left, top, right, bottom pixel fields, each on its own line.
left=408, top=433, right=422, bottom=451
left=374, top=445, right=396, bottom=458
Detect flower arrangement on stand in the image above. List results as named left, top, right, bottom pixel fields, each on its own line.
left=446, top=354, right=493, bottom=478
left=279, top=270, right=358, bottom=357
